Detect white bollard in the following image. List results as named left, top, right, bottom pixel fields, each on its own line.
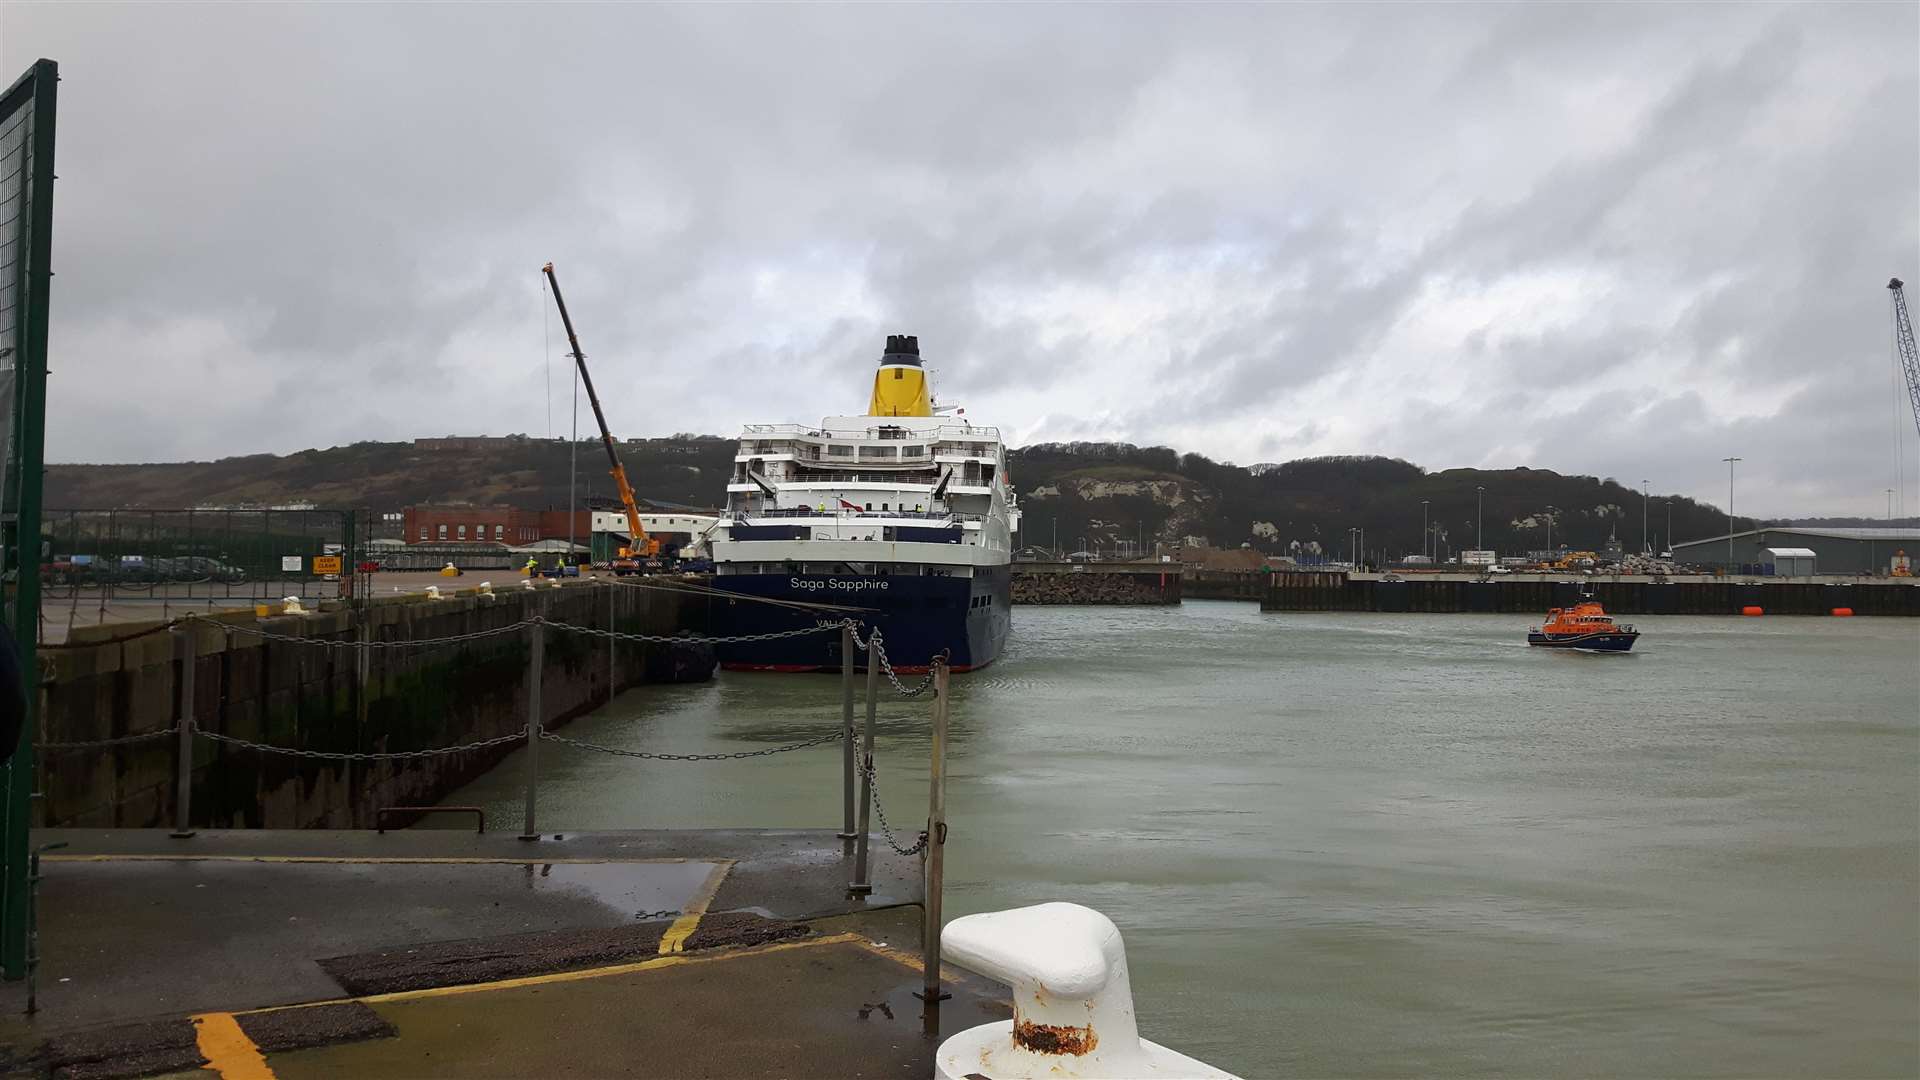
left=934, top=903, right=1239, bottom=1080
left=281, top=595, right=308, bottom=615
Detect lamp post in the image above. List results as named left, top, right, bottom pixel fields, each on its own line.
left=1420, top=500, right=1429, bottom=561
left=1545, top=506, right=1556, bottom=559
left=1475, top=486, right=1484, bottom=551
left=1640, top=481, right=1649, bottom=555
left=1888, top=488, right=1895, bottom=522
left=1722, top=457, right=1741, bottom=570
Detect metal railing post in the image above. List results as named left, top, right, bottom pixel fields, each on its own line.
left=520, top=616, right=544, bottom=841
left=849, top=630, right=881, bottom=894
left=917, top=656, right=951, bottom=1004
left=171, top=626, right=196, bottom=838
left=838, top=623, right=856, bottom=838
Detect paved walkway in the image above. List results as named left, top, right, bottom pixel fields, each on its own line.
left=0, top=829, right=996, bottom=1078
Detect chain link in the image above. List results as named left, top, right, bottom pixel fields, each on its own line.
left=862, top=760, right=928, bottom=856
left=36, top=726, right=180, bottom=752
left=538, top=727, right=843, bottom=761
left=872, top=636, right=936, bottom=697
left=847, top=626, right=936, bottom=697
left=195, top=727, right=530, bottom=762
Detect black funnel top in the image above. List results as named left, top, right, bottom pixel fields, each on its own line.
left=881, top=334, right=922, bottom=366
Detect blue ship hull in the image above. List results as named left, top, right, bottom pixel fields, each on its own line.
left=1527, top=631, right=1638, bottom=652
left=709, top=565, right=1011, bottom=672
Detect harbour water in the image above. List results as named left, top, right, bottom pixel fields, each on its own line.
left=449, top=602, right=1920, bottom=1078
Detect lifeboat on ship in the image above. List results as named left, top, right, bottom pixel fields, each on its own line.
left=1527, top=598, right=1639, bottom=652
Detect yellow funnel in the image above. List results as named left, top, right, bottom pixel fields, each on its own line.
left=868, top=334, right=932, bottom=417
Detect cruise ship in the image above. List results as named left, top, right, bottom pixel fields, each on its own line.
left=708, top=335, right=1017, bottom=672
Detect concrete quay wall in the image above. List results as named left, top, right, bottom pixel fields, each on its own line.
left=1260, top=573, right=1920, bottom=615
left=37, top=581, right=711, bottom=829
left=1011, top=563, right=1182, bottom=605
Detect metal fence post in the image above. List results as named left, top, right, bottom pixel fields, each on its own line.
left=849, top=631, right=881, bottom=894
left=520, top=616, right=544, bottom=841
left=838, top=624, right=856, bottom=839
left=171, top=626, right=196, bottom=838
left=606, top=582, right=617, bottom=701
left=917, top=656, right=951, bottom=1004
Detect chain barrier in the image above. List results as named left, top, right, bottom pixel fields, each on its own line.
left=35, top=726, right=180, bottom=752
left=194, top=614, right=847, bottom=651
left=203, top=616, right=537, bottom=651
left=862, top=760, right=929, bottom=856
left=538, top=726, right=843, bottom=761
left=541, top=619, right=845, bottom=646
left=872, top=636, right=936, bottom=697
left=848, top=625, right=936, bottom=698
left=195, top=727, right=530, bottom=762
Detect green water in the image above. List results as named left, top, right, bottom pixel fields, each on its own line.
left=449, top=602, right=1920, bottom=1077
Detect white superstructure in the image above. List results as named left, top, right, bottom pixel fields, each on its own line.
left=710, top=415, right=1020, bottom=571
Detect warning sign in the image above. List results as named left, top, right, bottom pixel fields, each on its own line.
left=313, top=555, right=343, bottom=575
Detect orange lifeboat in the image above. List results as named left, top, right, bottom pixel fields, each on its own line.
left=1527, top=599, right=1640, bottom=652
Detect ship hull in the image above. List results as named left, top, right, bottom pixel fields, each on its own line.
left=1527, top=631, right=1638, bottom=652
left=710, top=565, right=1011, bottom=672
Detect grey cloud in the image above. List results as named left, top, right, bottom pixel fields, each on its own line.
left=6, top=1, right=1916, bottom=515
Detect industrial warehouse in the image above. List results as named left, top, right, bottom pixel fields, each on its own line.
left=1669, top=527, right=1920, bottom=576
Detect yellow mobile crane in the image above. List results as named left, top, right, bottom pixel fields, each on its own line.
left=541, top=262, right=657, bottom=572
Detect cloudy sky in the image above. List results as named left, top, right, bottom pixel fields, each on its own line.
left=6, top=3, right=1917, bottom=516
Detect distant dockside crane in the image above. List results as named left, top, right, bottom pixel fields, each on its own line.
left=541, top=261, right=657, bottom=570
left=1892, top=278, right=1920, bottom=441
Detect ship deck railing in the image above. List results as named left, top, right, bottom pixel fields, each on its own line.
left=730, top=508, right=978, bottom=523
left=741, top=421, right=1003, bottom=441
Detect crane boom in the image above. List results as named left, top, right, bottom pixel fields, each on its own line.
left=541, top=262, right=653, bottom=563
left=1893, top=277, right=1920, bottom=441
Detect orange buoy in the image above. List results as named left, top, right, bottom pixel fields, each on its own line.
left=1831, top=607, right=1854, bottom=617
left=1741, top=606, right=1764, bottom=616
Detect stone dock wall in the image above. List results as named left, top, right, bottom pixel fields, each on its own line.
left=1011, top=563, right=1182, bottom=605
left=37, top=580, right=711, bottom=829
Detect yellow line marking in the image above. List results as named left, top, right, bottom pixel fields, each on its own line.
left=852, top=936, right=974, bottom=986
left=232, top=932, right=864, bottom=1014
left=44, top=854, right=703, bottom=866
left=192, top=1011, right=275, bottom=1079
left=659, top=859, right=732, bottom=954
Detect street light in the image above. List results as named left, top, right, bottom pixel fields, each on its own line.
left=1475, top=486, right=1484, bottom=551
left=1641, top=480, right=1649, bottom=555
left=1722, top=457, right=1742, bottom=570
left=1421, top=500, right=1430, bottom=561
left=1544, top=506, right=1556, bottom=557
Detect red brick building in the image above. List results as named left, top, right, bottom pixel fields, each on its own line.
left=401, top=506, right=592, bottom=546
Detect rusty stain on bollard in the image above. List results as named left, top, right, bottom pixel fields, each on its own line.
left=1013, top=1017, right=1098, bottom=1057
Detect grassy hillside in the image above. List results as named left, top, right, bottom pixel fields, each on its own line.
left=48, top=437, right=737, bottom=512
left=1009, top=443, right=1748, bottom=559
left=48, top=435, right=1754, bottom=557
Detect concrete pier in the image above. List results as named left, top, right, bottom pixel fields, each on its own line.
left=35, top=580, right=713, bottom=830
left=1259, top=571, right=1920, bottom=615
left=1011, top=562, right=1181, bottom=604
left=0, top=829, right=1006, bottom=1078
